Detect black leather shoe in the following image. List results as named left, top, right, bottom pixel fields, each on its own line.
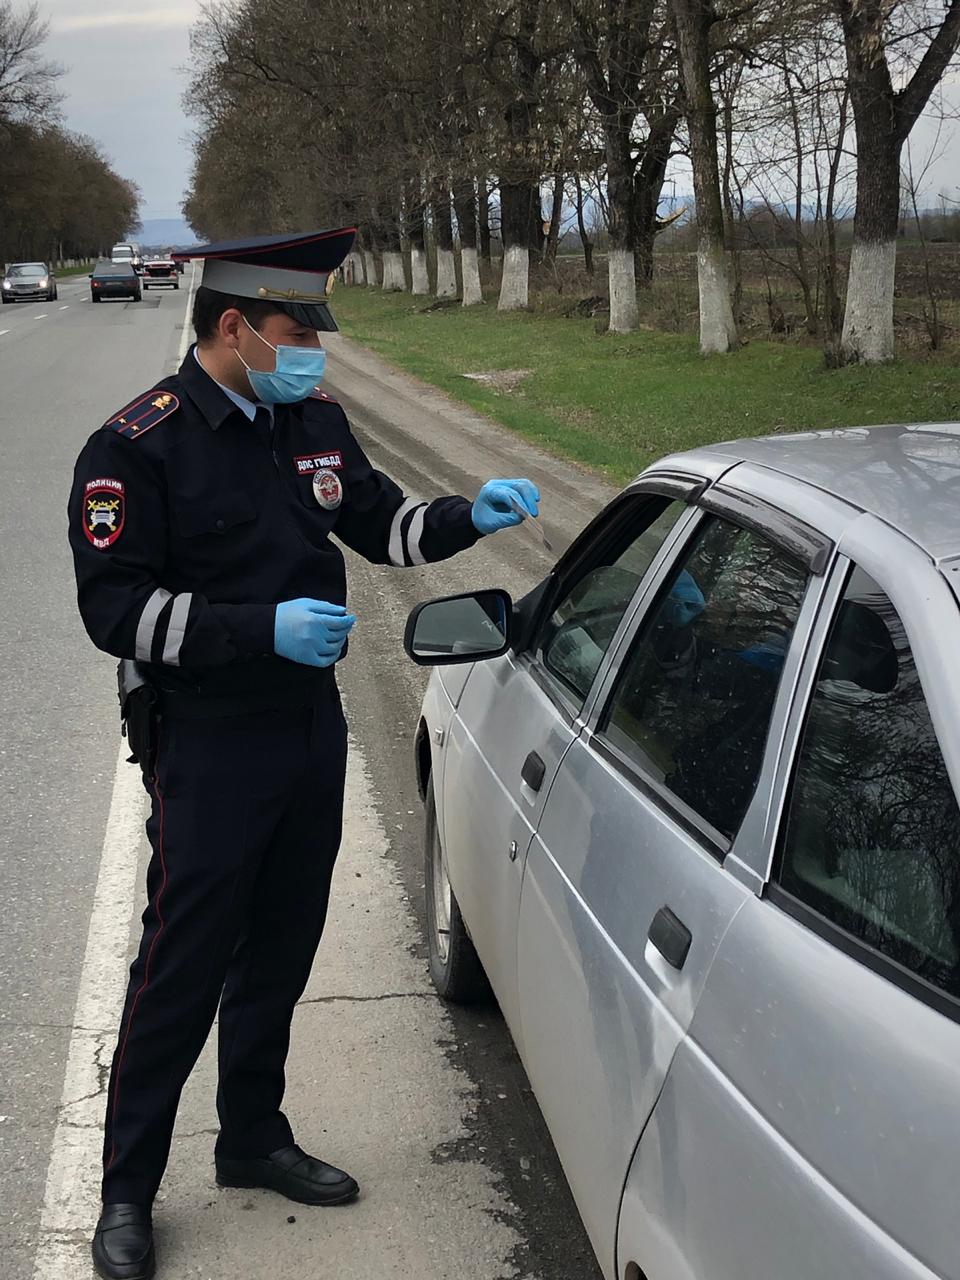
left=215, top=1143, right=360, bottom=1205
left=91, top=1203, right=155, bottom=1280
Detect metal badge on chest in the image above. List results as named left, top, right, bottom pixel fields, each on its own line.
left=313, top=469, right=343, bottom=510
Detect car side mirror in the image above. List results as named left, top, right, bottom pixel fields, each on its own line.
left=404, top=590, right=513, bottom=666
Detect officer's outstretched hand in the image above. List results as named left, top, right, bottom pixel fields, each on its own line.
left=472, top=479, right=540, bottom=535
left=275, top=598, right=356, bottom=668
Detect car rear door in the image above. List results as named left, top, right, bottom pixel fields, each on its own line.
left=516, top=486, right=833, bottom=1278
left=440, top=480, right=704, bottom=1041
left=617, top=516, right=960, bottom=1280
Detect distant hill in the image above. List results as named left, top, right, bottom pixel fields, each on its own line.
left=131, top=218, right=197, bottom=250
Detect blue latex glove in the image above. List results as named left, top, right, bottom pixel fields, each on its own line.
left=472, top=478, right=541, bottom=535
left=274, top=598, right=356, bottom=668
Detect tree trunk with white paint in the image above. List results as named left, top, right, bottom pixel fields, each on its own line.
left=498, top=182, right=535, bottom=311
left=672, top=0, right=738, bottom=354
left=345, top=251, right=365, bottom=285
left=410, top=246, right=430, bottom=295
left=406, top=182, right=429, bottom=295
left=696, top=239, right=739, bottom=353
left=376, top=196, right=404, bottom=291
left=498, top=244, right=529, bottom=311
left=608, top=247, right=638, bottom=333
left=381, top=251, right=406, bottom=291
left=363, top=250, right=378, bottom=287
left=841, top=239, right=897, bottom=363
left=604, top=134, right=638, bottom=333
left=835, top=0, right=960, bottom=363
left=460, top=247, right=482, bottom=306
left=454, top=178, right=483, bottom=306
left=435, top=248, right=457, bottom=298
left=433, top=188, right=457, bottom=297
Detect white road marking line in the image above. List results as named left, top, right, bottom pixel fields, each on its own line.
left=31, top=748, right=147, bottom=1279
left=31, top=274, right=195, bottom=1277
left=60, top=305, right=69, bottom=310
left=0, top=329, right=8, bottom=336
left=177, top=262, right=197, bottom=363
left=34, top=313, right=47, bottom=319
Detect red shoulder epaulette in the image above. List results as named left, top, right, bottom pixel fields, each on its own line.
left=104, top=390, right=180, bottom=439
left=309, top=387, right=339, bottom=405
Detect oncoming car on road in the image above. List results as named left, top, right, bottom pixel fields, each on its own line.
left=405, top=423, right=960, bottom=1280
left=2, top=261, right=57, bottom=302
left=90, top=260, right=141, bottom=303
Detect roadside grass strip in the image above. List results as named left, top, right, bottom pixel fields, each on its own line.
left=334, top=288, right=960, bottom=484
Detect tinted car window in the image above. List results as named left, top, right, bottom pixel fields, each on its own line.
left=94, top=263, right=135, bottom=277
left=9, top=264, right=45, bottom=277
left=538, top=498, right=686, bottom=704
left=778, top=567, right=960, bottom=998
left=600, top=516, right=808, bottom=840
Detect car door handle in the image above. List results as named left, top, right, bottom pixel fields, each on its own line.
left=648, top=907, right=692, bottom=970
left=521, top=751, right=546, bottom=792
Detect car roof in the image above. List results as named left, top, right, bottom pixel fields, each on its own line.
left=673, top=423, right=960, bottom=563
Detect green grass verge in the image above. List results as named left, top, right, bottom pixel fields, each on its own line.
left=333, top=288, right=960, bottom=485
left=57, top=262, right=96, bottom=277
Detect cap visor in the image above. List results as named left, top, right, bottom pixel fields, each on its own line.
left=280, top=300, right=338, bottom=332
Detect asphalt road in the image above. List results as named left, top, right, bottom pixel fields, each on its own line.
left=0, top=271, right=614, bottom=1280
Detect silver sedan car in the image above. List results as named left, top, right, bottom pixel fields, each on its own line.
left=405, top=424, right=960, bottom=1280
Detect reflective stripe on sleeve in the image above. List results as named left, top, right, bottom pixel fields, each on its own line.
left=388, top=497, right=421, bottom=567
left=135, top=588, right=173, bottom=662
left=406, top=503, right=428, bottom=566
left=162, top=593, right=193, bottom=666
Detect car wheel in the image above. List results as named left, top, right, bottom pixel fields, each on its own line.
left=174, top=282, right=179, bottom=289
left=92, top=294, right=100, bottom=302
left=133, top=293, right=141, bottom=302
left=424, top=775, right=490, bottom=1003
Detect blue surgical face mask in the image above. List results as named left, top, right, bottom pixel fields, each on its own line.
left=236, top=318, right=327, bottom=404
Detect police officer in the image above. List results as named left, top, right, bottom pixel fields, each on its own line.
left=68, top=226, right=541, bottom=1280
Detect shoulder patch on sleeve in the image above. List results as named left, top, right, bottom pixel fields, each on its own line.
left=309, top=387, right=339, bottom=405
left=103, top=390, right=180, bottom=439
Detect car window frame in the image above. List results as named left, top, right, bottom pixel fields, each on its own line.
left=519, top=474, right=708, bottom=727
left=581, top=497, right=829, bottom=865
left=765, top=550, right=960, bottom=1023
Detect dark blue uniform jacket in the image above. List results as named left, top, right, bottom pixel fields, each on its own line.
left=68, top=348, right=481, bottom=705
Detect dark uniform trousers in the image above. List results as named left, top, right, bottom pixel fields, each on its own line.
left=102, top=685, right=347, bottom=1206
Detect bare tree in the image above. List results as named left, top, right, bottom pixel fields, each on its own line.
left=475, top=0, right=566, bottom=310
left=671, top=0, right=739, bottom=352
left=570, top=0, right=681, bottom=332
left=0, top=2, right=62, bottom=123
left=835, top=0, right=960, bottom=363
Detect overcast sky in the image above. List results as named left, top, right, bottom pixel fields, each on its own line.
left=40, top=1, right=960, bottom=234
left=44, top=2, right=201, bottom=226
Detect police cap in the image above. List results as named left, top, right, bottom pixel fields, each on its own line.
left=172, top=226, right=357, bottom=332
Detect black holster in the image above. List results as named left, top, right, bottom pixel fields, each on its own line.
left=118, top=659, right=159, bottom=772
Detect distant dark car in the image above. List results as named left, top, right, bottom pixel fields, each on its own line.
left=2, top=261, right=57, bottom=303
left=90, top=261, right=141, bottom=303
left=143, top=259, right=179, bottom=290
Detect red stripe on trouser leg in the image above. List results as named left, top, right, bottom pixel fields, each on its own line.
left=106, top=746, right=169, bottom=1170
